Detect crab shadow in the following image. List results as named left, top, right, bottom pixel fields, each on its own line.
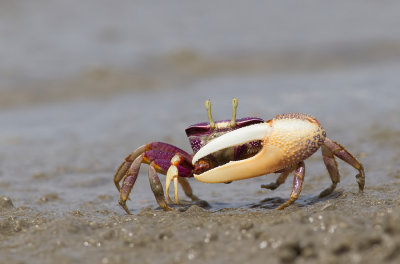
left=248, top=190, right=344, bottom=210
left=150, top=190, right=344, bottom=212
left=161, top=198, right=212, bottom=212
left=159, top=191, right=343, bottom=212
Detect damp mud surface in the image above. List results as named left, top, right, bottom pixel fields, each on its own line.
left=1, top=187, right=400, bottom=264
left=2, top=71, right=400, bottom=264
left=2, top=1, right=400, bottom=264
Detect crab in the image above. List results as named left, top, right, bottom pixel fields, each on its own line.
left=114, top=99, right=365, bottom=214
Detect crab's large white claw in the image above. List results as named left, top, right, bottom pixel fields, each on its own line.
left=192, top=122, right=280, bottom=183
left=193, top=117, right=325, bottom=183
left=192, top=123, right=272, bottom=165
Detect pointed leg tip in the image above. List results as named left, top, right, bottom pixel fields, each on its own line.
left=356, top=173, right=365, bottom=192
left=318, top=183, right=337, bottom=198
left=319, top=191, right=329, bottom=198
left=277, top=201, right=289, bottom=210
left=118, top=199, right=132, bottom=215
left=276, top=204, right=287, bottom=210
left=261, top=183, right=278, bottom=190
left=277, top=197, right=297, bottom=210
left=190, top=195, right=199, bottom=201
left=166, top=195, right=173, bottom=204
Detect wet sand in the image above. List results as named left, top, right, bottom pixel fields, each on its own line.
left=1, top=65, right=400, bottom=264
left=2, top=1, right=400, bottom=264
left=1, top=184, right=400, bottom=264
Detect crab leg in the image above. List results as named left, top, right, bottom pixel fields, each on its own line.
left=319, top=143, right=340, bottom=197
left=114, top=145, right=147, bottom=191
left=277, top=161, right=306, bottom=210
left=178, top=178, right=199, bottom=201
left=323, top=138, right=365, bottom=193
left=120, top=157, right=174, bottom=214
left=148, top=162, right=172, bottom=211
left=119, top=154, right=144, bottom=214
left=261, top=168, right=293, bottom=190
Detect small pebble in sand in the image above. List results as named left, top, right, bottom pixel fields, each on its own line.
left=0, top=196, right=14, bottom=209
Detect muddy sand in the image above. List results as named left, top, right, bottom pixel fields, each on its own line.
left=1, top=184, right=400, bottom=264
left=1, top=74, right=400, bottom=264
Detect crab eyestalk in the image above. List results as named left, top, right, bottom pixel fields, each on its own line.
left=205, top=99, right=215, bottom=129
left=205, top=98, right=238, bottom=129
left=230, top=98, right=238, bottom=128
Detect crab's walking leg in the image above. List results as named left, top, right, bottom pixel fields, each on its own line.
left=178, top=177, right=199, bottom=201
left=319, top=144, right=340, bottom=197
left=323, top=138, right=365, bottom=193
left=148, top=162, right=172, bottom=211
left=277, top=161, right=305, bottom=210
left=114, top=145, right=147, bottom=192
left=261, top=169, right=292, bottom=190
left=119, top=154, right=144, bottom=214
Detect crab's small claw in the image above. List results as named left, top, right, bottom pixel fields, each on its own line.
left=165, top=154, right=187, bottom=204
left=166, top=165, right=179, bottom=204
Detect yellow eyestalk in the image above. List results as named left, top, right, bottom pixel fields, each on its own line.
left=205, top=99, right=215, bottom=129
left=230, top=98, right=238, bottom=128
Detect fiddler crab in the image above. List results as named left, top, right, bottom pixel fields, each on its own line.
left=114, top=99, right=365, bottom=214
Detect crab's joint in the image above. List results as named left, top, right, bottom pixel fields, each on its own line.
left=113, top=144, right=148, bottom=192
left=171, top=154, right=184, bottom=166
left=261, top=169, right=292, bottom=190
left=119, top=198, right=132, bottom=215
left=277, top=161, right=305, bottom=210
left=323, top=138, right=365, bottom=193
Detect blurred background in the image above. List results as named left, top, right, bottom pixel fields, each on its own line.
left=1, top=0, right=400, bottom=213
left=2, top=0, right=400, bottom=107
